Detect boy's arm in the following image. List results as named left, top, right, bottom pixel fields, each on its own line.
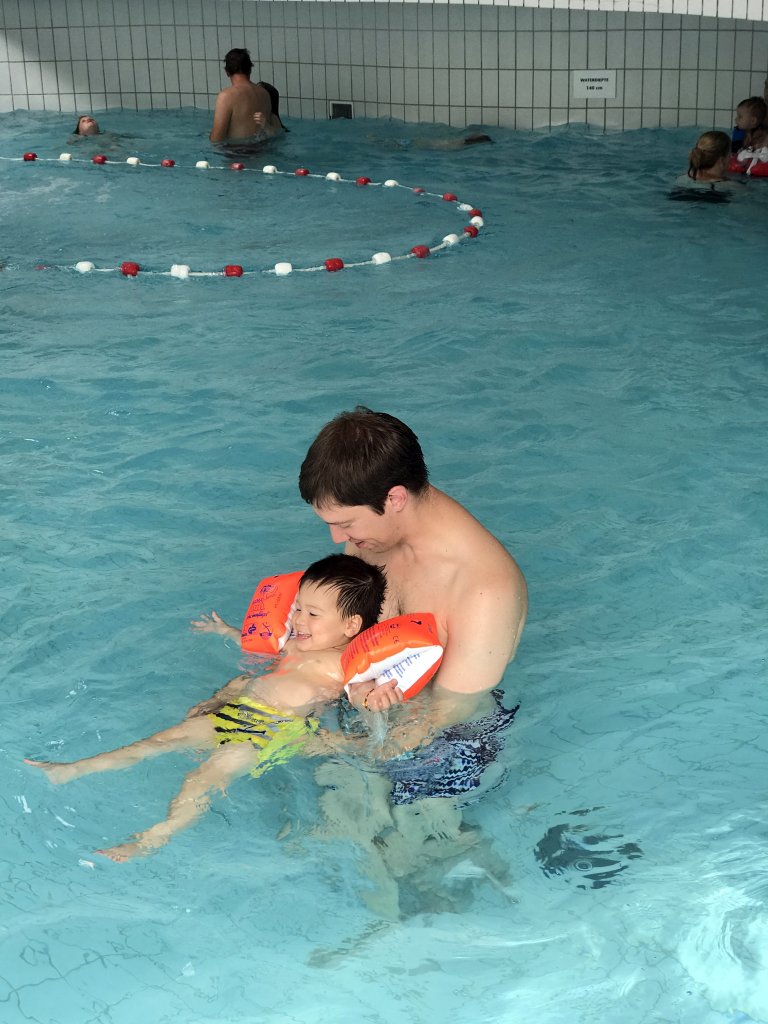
left=185, top=674, right=248, bottom=718
left=190, top=610, right=240, bottom=642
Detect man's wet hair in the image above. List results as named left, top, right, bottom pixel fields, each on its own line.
left=299, top=406, right=429, bottom=514
left=224, top=48, right=253, bottom=77
left=301, top=553, right=386, bottom=632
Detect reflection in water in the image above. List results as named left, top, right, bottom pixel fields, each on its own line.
left=534, top=807, right=643, bottom=889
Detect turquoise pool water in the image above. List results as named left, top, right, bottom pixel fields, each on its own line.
left=2, top=109, right=767, bottom=1024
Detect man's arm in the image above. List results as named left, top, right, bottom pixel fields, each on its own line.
left=209, top=91, right=232, bottom=142
left=358, top=572, right=527, bottom=753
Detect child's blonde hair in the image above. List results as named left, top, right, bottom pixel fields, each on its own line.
left=687, top=131, right=730, bottom=180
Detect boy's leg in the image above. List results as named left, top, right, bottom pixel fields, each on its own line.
left=97, top=742, right=257, bottom=862
left=25, top=715, right=217, bottom=784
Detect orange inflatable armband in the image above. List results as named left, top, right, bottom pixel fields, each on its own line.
left=241, top=570, right=303, bottom=654
left=342, top=613, right=444, bottom=700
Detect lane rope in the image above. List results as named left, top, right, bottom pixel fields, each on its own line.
left=2, top=152, right=485, bottom=277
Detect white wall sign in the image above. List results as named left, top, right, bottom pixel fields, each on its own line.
left=572, top=70, right=617, bottom=99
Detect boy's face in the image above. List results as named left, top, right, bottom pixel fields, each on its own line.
left=292, top=581, right=359, bottom=651
left=735, top=106, right=759, bottom=131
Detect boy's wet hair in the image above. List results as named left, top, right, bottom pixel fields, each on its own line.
left=224, top=48, right=253, bottom=77
left=737, top=96, right=767, bottom=124
left=299, top=406, right=429, bottom=514
left=301, top=553, right=386, bottom=632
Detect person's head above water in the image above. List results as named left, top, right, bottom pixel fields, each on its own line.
left=299, top=406, right=429, bottom=515
left=687, top=130, right=730, bottom=180
left=257, top=80, right=288, bottom=131
left=224, top=47, right=253, bottom=78
left=735, top=96, right=767, bottom=132
left=74, top=115, right=100, bottom=136
left=294, top=553, right=386, bottom=649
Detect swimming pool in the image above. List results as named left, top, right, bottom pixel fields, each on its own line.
left=3, top=109, right=767, bottom=1024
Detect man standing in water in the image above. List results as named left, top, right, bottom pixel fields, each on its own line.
left=299, top=407, right=527, bottom=914
left=209, top=48, right=283, bottom=144
left=299, top=407, right=527, bottom=725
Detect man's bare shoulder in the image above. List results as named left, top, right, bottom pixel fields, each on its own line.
left=433, top=489, right=523, bottom=577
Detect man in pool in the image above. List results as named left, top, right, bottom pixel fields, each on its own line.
left=209, top=48, right=284, bottom=144
left=297, top=408, right=527, bottom=912
left=300, top=407, right=527, bottom=726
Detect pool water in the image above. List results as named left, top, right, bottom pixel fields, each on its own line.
left=2, top=109, right=767, bottom=1024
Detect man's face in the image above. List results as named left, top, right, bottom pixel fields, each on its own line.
left=313, top=500, right=397, bottom=554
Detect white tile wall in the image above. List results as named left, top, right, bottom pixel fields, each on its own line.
left=1, top=0, right=767, bottom=130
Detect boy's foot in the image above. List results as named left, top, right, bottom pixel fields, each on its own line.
left=23, top=759, right=79, bottom=784
left=95, top=841, right=150, bottom=863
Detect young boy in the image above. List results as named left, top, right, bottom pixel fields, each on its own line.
left=731, top=96, right=768, bottom=152
left=25, top=554, right=386, bottom=862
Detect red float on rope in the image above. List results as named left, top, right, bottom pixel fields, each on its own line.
left=92, top=154, right=108, bottom=165
left=469, top=208, right=483, bottom=218
left=295, top=168, right=310, bottom=176
left=356, top=176, right=371, bottom=186
left=230, top=162, right=245, bottom=171
left=224, top=264, right=244, bottom=277
left=120, top=261, right=141, bottom=277
left=23, top=152, right=37, bottom=161
left=442, top=192, right=458, bottom=202
left=412, top=187, right=425, bottom=194
left=324, top=258, right=344, bottom=272
left=161, top=158, right=175, bottom=167
left=411, top=245, right=430, bottom=259
left=463, top=225, right=479, bottom=238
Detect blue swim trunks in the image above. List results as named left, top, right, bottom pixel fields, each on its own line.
left=383, top=689, right=519, bottom=805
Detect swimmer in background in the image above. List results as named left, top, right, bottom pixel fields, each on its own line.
left=256, top=80, right=289, bottom=133
left=669, top=130, right=741, bottom=203
left=676, top=131, right=739, bottom=189
left=730, top=96, right=768, bottom=153
left=68, top=114, right=127, bottom=152
left=210, top=47, right=285, bottom=145
left=25, top=554, right=386, bottom=862
left=72, top=114, right=100, bottom=136
left=373, top=131, right=493, bottom=151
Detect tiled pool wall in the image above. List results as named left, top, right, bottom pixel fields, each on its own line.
left=1, top=0, right=767, bottom=129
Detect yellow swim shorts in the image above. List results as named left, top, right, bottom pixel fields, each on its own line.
left=210, top=696, right=318, bottom=778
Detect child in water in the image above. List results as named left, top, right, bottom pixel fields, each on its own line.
left=731, top=96, right=768, bottom=153
left=26, top=554, right=385, bottom=862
